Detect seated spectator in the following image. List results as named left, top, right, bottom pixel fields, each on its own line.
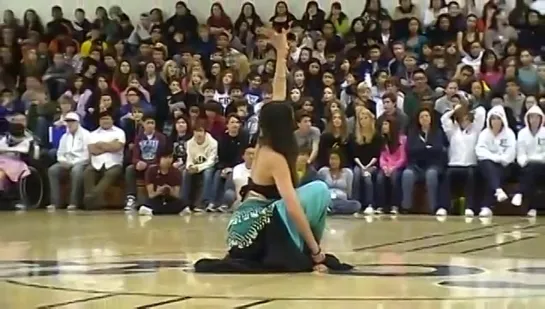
left=171, top=115, right=192, bottom=169
left=317, top=110, right=351, bottom=169
left=0, top=123, right=34, bottom=193
left=351, top=107, right=381, bottom=214
left=138, top=147, right=184, bottom=216
left=43, top=52, right=74, bottom=100
left=317, top=150, right=361, bottom=215
left=210, top=114, right=248, bottom=211
left=376, top=117, right=407, bottom=215
left=181, top=122, right=218, bottom=211
left=513, top=105, right=545, bottom=218
left=124, top=115, right=167, bottom=210
left=224, top=146, right=255, bottom=210
left=47, top=112, right=90, bottom=210
left=294, top=110, right=320, bottom=165
left=83, top=112, right=125, bottom=209
left=296, top=148, right=318, bottom=187
left=475, top=105, right=517, bottom=217
left=402, top=108, right=447, bottom=214
left=120, top=87, right=154, bottom=132
left=440, top=104, right=486, bottom=217
left=377, top=92, right=409, bottom=133
left=204, top=101, right=226, bottom=140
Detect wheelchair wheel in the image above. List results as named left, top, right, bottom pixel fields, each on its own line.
left=19, top=166, right=44, bottom=209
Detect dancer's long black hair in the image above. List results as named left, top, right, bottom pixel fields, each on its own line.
left=258, top=102, right=298, bottom=186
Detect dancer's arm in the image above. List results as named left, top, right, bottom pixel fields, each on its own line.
left=263, top=28, right=288, bottom=101
left=271, top=152, right=322, bottom=257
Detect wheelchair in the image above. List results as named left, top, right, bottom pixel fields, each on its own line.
left=0, top=142, right=45, bottom=210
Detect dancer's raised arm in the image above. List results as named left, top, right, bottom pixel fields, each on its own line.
left=262, top=28, right=289, bottom=101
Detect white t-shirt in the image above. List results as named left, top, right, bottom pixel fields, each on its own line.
left=88, top=126, right=126, bottom=170
left=232, top=162, right=251, bottom=204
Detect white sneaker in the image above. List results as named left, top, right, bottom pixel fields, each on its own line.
left=14, top=203, right=26, bottom=211
left=479, top=207, right=493, bottom=217
left=375, top=207, right=383, bottom=214
left=511, top=194, right=523, bottom=207
left=435, top=208, right=447, bottom=216
left=217, top=204, right=229, bottom=213
left=363, top=206, right=374, bottom=215
left=527, top=209, right=537, bottom=217
left=46, top=204, right=56, bottom=211
left=205, top=203, right=216, bottom=212
left=179, top=207, right=192, bottom=215
left=464, top=209, right=475, bottom=217
left=66, top=205, right=77, bottom=211
left=495, top=189, right=508, bottom=203
left=390, top=206, right=399, bottom=215
left=124, top=197, right=137, bottom=212
left=138, top=206, right=153, bottom=216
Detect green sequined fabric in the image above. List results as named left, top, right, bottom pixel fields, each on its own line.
left=227, top=199, right=275, bottom=249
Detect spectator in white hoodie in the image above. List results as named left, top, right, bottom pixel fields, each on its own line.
left=440, top=104, right=486, bottom=217
left=181, top=122, right=218, bottom=211
left=475, top=105, right=517, bottom=217
left=513, top=105, right=545, bottom=217
left=47, top=112, right=90, bottom=210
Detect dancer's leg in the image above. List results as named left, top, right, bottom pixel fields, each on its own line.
left=273, top=180, right=331, bottom=251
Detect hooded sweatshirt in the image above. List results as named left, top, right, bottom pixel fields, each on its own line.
left=441, top=106, right=486, bottom=166
left=516, top=105, right=545, bottom=167
left=475, top=105, right=517, bottom=166
left=186, top=132, right=218, bottom=172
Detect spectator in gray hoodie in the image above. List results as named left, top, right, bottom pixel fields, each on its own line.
left=43, top=52, right=74, bottom=100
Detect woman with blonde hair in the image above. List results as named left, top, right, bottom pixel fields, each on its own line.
left=161, top=60, right=181, bottom=85
left=351, top=107, right=381, bottom=214
left=316, top=109, right=350, bottom=168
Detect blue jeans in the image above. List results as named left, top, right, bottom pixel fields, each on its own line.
left=330, top=199, right=361, bottom=214
left=181, top=167, right=215, bottom=205
left=35, top=116, right=51, bottom=146
left=375, top=168, right=401, bottom=209
left=518, top=162, right=545, bottom=210
left=353, top=166, right=375, bottom=206
left=211, top=169, right=234, bottom=205
left=401, top=166, right=441, bottom=213
left=477, top=160, right=513, bottom=208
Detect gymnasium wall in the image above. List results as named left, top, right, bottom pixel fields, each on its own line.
left=1, top=0, right=515, bottom=24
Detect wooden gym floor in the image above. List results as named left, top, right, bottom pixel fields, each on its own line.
left=0, top=212, right=544, bottom=308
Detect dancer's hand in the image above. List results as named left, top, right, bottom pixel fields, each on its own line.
left=261, top=27, right=289, bottom=58
left=313, top=264, right=328, bottom=273
left=312, top=250, right=326, bottom=264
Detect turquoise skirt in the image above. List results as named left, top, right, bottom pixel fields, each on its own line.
left=227, top=181, right=331, bottom=251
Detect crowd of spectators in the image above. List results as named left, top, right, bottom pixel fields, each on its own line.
left=0, top=0, right=545, bottom=218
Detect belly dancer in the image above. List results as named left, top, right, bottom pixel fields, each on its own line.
left=195, top=29, right=351, bottom=273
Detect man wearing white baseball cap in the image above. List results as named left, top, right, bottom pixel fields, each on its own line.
left=47, top=112, right=91, bottom=210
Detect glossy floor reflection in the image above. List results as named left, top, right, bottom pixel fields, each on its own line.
left=0, top=212, right=543, bottom=308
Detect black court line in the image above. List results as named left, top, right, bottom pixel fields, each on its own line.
left=136, top=296, right=191, bottom=308
left=36, top=294, right=116, bottom=309
left=352, top=219, right=524, bottom=252
left=460, top=235, right=539, bottom=254
left=406, top=223, right=545, bottom=252
left=234, top=299, right=273, bottom=308
left=7, top=280, right=545, bottom=302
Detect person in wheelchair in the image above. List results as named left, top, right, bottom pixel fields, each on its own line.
left=0, top=119, right=42, bottom=209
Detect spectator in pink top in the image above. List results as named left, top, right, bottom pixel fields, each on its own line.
left=376, top=116, right=407, bottom=215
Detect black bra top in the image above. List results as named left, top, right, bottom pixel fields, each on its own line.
left=240, top=177, right=281, bottom=200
